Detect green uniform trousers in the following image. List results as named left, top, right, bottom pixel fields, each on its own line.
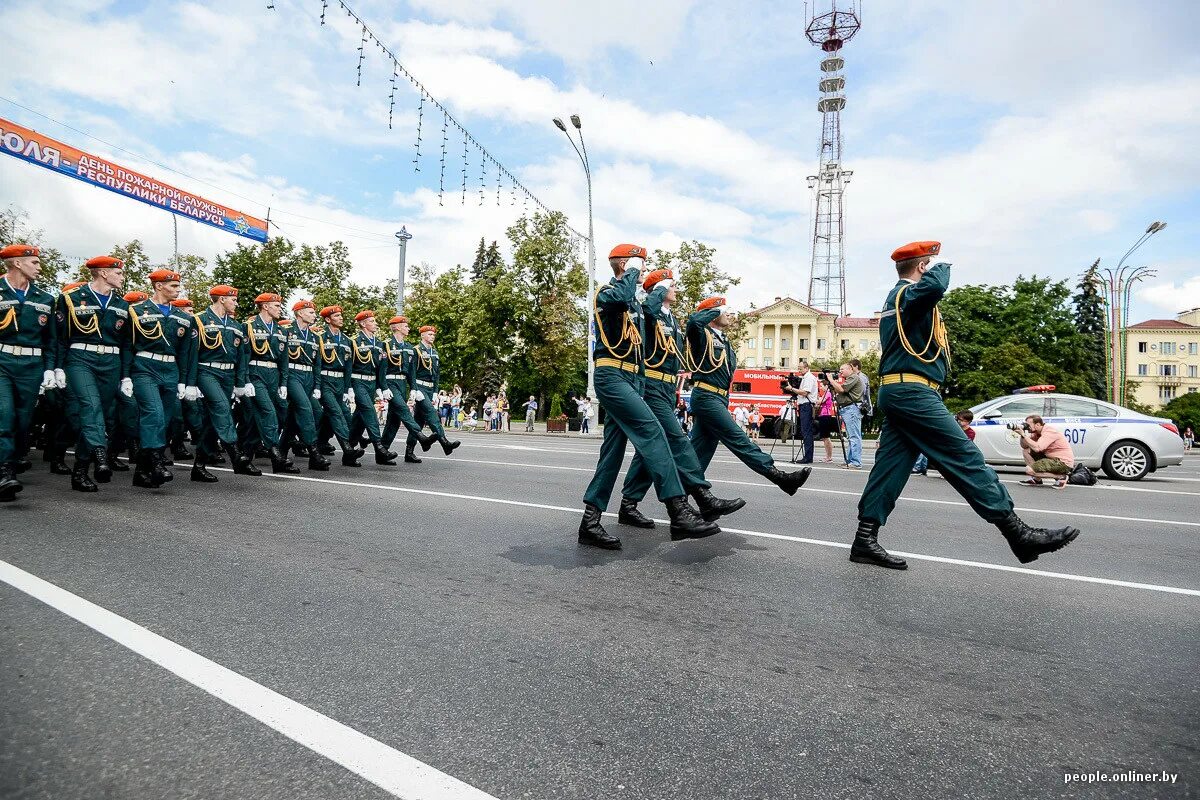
left=583, top=366, right=684, bottom=509
left=316, top=377, right=352, bottom=441
left=859, top=383, right=1013, bottom=525
left=405, top=394, right=446, bottom=449
left=622, top=378, right=710, bottom=502
left=195, top=367, right=238, bottom=458
left=689, top=387, right=776, bottom=477
left=283, top=371, right=320, bottom=448
left=239, top=369, right=283, bottom=451
left=130, top=359, right=179, bottom=450
left=380, top=378, right=424, bottom=450
left=0, top=354, right=43, bottom=465
left=64, top=352, right=121, bottom=452
left=349, top=378, right=383, bottom=445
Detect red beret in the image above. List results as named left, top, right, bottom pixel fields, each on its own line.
left=278, top=318, right=293, bottom=326
left=319, top=305, right=342, bottom=318
left=148, top=268, right=181, bottom=283
left=608, top=243, right=646, bottom=259
left=170, top=298, right=194, bottom=308
left=696, top=296, right=726, bottom=312
left=890, top=241, right=941, bottom=262
left=0, top=244, right=38, bottom=259
left=388, top=315, right=408, bottom=326
left=419, top=325, right=436, bottom=334
left=62, top=281, right=88, bottom=293
left=254, top=292, right=283, bottom=304
left=354, top=309, right=375, bottom=322
left=208, top=284, right=238, bottom=298
left=86, top=255, right=124, bottom=270
left=293, top=300, right=315, bottom=312
left=123, top=291, right=149, bottom=303
left=642, top=268, right=673, bottom=290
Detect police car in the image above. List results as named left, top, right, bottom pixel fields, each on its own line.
left=969, top=386, right=1185, bottom=481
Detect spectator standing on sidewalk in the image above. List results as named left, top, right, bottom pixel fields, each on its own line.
left=816, top=384, right=837, bottom=462
left=790, top=361, right=818, bottom=463
left=578, top=396, right=593, bottom=436
left=748, top=406, right=763, bottom=440
left=450, top=386, right=462, bottom=429
left=734, top=404, right=750, bottom=434
left=524, top=395, right=538, bottom=431
left=826, top=362, right=865, bottom=469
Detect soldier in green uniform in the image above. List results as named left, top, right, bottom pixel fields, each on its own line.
left=378, top=315, right=437, bottom=463
left=685, top=296, right=812, bottom=495
left=111, top=290, right=153, bottom=475
left=346, top=309, right=398, bottom=465
left=315, top=306, right=365, bottom=467
left=408, top=325, right=460, bottom=457
left=617, top=268, right=745, bottom=526
left=41, top=280, right=88, bottom=477
left=191, top=284, right=260, bottom=482
left=851, top=241, right=1081, bottom=570
left=240, top=292, right=298, bottom=474
left=55, top=255, right=131, bottom=492
left=122, top=270, right=197, bottom=488
left=578, top=243, right=718, bottom=549
left=279, top=300, right=331, bottom=471
left=167, top=297, right=204, bottom=463
left=0, top=244, right=59, bottom=501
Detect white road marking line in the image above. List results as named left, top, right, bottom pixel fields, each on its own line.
left=199, top=468, right=1200, bottom=597
left=0, top=560, right=498, bottom=800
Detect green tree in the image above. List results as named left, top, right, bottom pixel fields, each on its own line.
left=651, top=240, right=741, bottom=323
left=0, top=205, right=75, bottom=286
left=212, top=237, right=322, bottom=317
left=169, top=253, right=213, bottom=302
left=108, top=240, right=153, bottom=289
left=404, top=261, right=470, bottom=388
left=458, top=244, right=524, bottom=400
left=1161, top=392, right=1200, bottom=435
left=1073, top=259, right=1108, bottom=399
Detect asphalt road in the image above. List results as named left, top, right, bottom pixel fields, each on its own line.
left=2, top=431, right=1197, bottom=800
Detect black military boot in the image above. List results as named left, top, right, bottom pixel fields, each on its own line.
left=438, top=434, right=461, bottom=456
left=72, top=457, right=98, bottom=493
left=13, top=458, right=31, bottom=474
left=373, top=443, right=397, bottom=465
left=151, top=448, right=174, bottom=484
left=270, top=445, right=300, bottom=474
left=617, top=498, right=656, bottom=528
left=225, top=442, right=262, bottom=476
left=191, top=462, right=219, bottom=483
left=109, top=445, right=131, bottom=472
left=404, top=445, right=422, bottom=464
left=419, top=432, right=438, bottom=452
left=690, top=486, right=747, bottom=522
left=665, top=496, right=721, bottom=542
left=47, top=447, right=72, bottom=475
left=292, top=443, right=311, bottom=458
left=171, top=441, right=193, bottom=461
left=308, top=452, right=331, bottom=471
left=849, top=520, right=907, bottom=570
left=996, top=512, right=1080, bottom=564
left=0, top=464, right=22, bottom=502
left=337, top=436, right=364, bottom=467
left=92, top=446, right=113, bottom=483
left=765, top=466, right=811, bottom=496
left=318, top=441, right=336, bottom=456
left=132, top=450, right=158, bottom=489
left=208, top=450, right=226, bottom=465
left=578, top=503, right=621, bottom=550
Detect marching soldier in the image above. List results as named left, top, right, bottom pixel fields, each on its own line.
left=42, top=280, right=89, bottom=476
left=279, top=300, right=331, bottom=471
left=578, top=244, right=717, bottom=549
left=167, top=297, right=203, bottom=462
left=347, top=309, right=398, bottom=465
left=240, top=292, right=298, bottom=474
left=55, top=255, right=131, bottom=492
left=379, top=315, right=437, bottom=462
left=617, top=269, right=745, bottom=526
left=316, top=306, right=365, bottom=467
left=111, top=290, right=149, bottom=474
left=409, top=325, right=460, bottom=457
left=685, top=296, right=812, bottom=495
left=191, top=285, right=260, bottom=482
left=0, top=244, right=58, bottom=501
left=850, top=241, right=1080, bottom=570
left=122, top=270, right=197, bottom=488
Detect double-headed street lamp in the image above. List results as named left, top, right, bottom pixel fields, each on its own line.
left=1097, top=221, right=1167, bottom=405
left=553, top=114, right=597, bottom=406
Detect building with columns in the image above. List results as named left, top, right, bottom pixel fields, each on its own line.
left=1124, top=308, right=1200, bottom=410
left=733, top=296, right=881, bottom=369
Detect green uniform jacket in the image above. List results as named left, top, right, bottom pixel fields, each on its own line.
left=122, top=299, right=198, bottom=384
left=54, top=284, right=131, bottom=376
left=878, top=262, right=951, bottom=385
left=246, top=316, right=290, bottom=382
left=0, top=277, right=57, bottom=370
left=640, top=283, right=683, bottom=376
left=286, top=326, right=321, bottom=383
left=382, top=337, right=417, bottom=388
left=195, top=309, right=248, bottom=384
left=351, top=332, right=387, bottom=390
left=318, top=331, right=353, bottom=390
left=685, top=308, right=735, bottom=390
left=412, top=342, right=440, bottom=394
left=592, top=268, right=645, bottom=367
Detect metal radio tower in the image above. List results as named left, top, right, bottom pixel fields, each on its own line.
left=805, top=3, right=860, bottom=317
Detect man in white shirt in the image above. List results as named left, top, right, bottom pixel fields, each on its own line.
left=734, top=405, right=750, bottom=432
left=790, top=361, right=818, bottom=463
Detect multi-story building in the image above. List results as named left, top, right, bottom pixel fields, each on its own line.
left=1125, top=308, right=1200, bottom=409
left=734, top=296, right=881, bottom=369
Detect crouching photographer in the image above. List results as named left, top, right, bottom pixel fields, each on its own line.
left=822, top=363, right=864, bottom=469
left=1014, top=414, right=1074, bottom=489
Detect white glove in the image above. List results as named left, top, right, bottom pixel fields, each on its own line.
left=414, top=390, right=426, bottom=401
left=176, top=383, right=186, bottom=400
left=54, top=368, right=67, bottom=389
left=119, top=377, right=134, bottom=398
left=185, top=386, right=200, bottom=402
left=278, top=386, right=288, bottom=401
left=41, top=370, right=56, bottom=390
left=342, top=391, right=353, bottom=404
left=243, top=383, right=256, bottom=398
left=381, top=389, right=393, bottom=402
left=232, top=386, right=246, bottom=398
left=313, top=388, right=321, bottom=400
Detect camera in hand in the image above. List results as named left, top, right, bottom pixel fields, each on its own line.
left=780, top=372, right=801, bottom=396
left=1006, top=422, right=1031, bottom=432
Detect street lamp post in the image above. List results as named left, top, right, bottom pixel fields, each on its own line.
left=1098, top=221, right=1167, bottom=406
left=395, top=226, right=412, bottom=315
left=554, top=115, right=597, bottom=408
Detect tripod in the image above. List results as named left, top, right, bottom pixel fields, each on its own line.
left=768, top=400, right=799, bottom=463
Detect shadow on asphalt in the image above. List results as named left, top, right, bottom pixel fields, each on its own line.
left=501, top=532, right=768, bottom=570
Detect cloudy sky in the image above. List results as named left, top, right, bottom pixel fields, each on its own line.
left=1, top=0, right=1197, bottom=321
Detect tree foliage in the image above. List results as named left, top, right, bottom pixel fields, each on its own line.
left=0, top=205, right=75, bottom=286
left=1161, top=392, right=1200, bottom=435
left=1073, top=259, right=1108, bottom=399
